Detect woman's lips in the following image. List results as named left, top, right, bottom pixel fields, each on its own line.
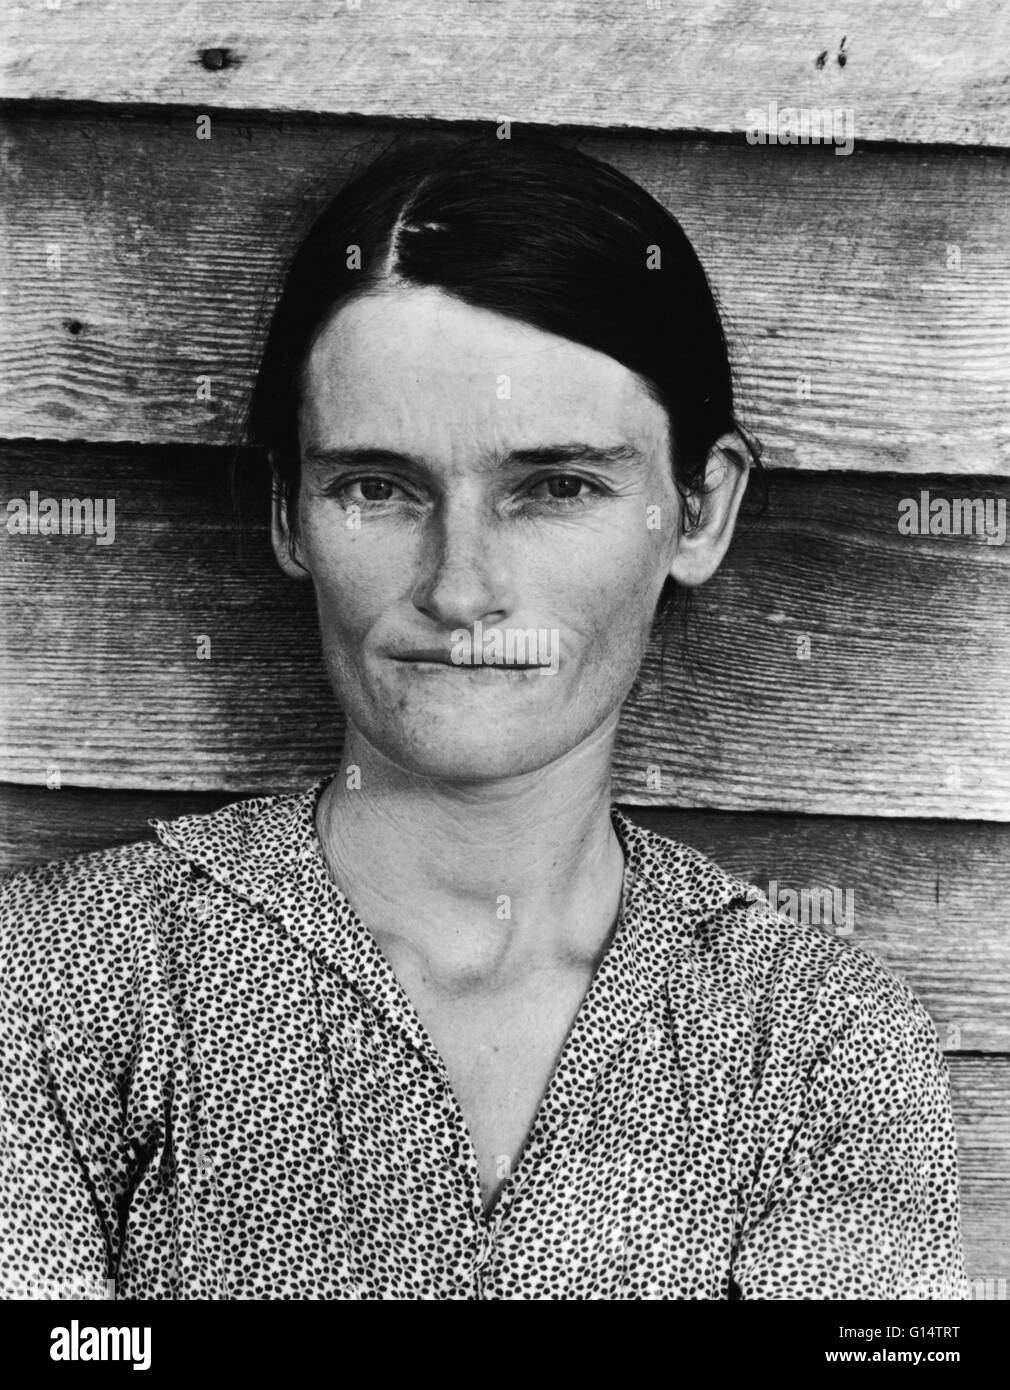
left=393, top=655, right=545, bottom=671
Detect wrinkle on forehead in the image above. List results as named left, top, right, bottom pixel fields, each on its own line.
left=298, top=285, right=670, bottom=469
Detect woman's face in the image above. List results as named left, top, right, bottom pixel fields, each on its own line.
left=277, top=284, right=714, bottom=783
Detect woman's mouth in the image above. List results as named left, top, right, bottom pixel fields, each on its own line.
left=395, top=657, right=546, bottom=673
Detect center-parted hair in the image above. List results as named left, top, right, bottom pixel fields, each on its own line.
left=241, top=134, right=763, bottom=610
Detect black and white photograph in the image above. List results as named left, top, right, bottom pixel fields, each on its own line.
left=0, top=0, right=1007, bottom=1347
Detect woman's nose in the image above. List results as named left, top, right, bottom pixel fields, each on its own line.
left=410, top=506, right=513, bottom=627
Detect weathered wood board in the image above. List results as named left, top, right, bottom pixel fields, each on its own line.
left=2, top=1, right=1008, bottom=147
left=949, top=1058, right=1010, bottom=1288
left=1, top=115, right=1008, bottom=473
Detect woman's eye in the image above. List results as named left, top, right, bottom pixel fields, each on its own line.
left=528, top=475, right=599, bottom=503
left=330, top=473, right=603, bottom=510
left=337, top=477, right=408, bottom=503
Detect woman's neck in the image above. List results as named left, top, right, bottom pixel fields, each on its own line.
left=313, top=723, right=627, bottom=982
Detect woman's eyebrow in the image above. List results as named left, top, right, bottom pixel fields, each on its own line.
left=302, top=446, right=423, bottom=471
left=498, top=443, right=646, bottom=469
left=302, top=442, right=646, bottom=471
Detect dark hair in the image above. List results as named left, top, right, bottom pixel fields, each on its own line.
left=240, top=132, right=764, bottom=616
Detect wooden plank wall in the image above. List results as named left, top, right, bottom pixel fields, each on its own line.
left=1, top=1, right=1007, bottom=1294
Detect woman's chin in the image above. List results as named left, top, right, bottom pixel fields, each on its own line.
left=371, top=723, right=573, bottom=785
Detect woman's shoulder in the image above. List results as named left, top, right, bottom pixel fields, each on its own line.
left=617, top=809, right=935, bottom=1046
left=0, top=838, right=195, bottom=1090
left=0, top=779, right=324, bottom=976
left=0, top=783, right=320, bottom=1097
left=0, top=837, right=189, bottom=988
left=710, top=883, right=933, bottom=1048
left=1, top=833, right=187, bottom=906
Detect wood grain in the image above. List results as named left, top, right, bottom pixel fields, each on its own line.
left=4, top=445, right=1006, bottom=817
left=3, top=786, right=1009, bottom=1050
left=0, top=784, right=236, bottom=873
left=2, top=1, right=1008, bottom=147
left=1, top=114, right=1008, bottom=473
left=949, top=1059, right=1010, bottom=1288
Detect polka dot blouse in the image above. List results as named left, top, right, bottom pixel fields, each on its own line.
left=0, top=775, right=968, bottom=1300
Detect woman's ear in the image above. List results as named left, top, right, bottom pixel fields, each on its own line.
left=667, top=432, right=751, bottom=588
left=270, top=481, right=309, bottom=580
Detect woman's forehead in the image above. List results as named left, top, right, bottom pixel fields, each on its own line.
left=299, top=285, right=667, bottom=457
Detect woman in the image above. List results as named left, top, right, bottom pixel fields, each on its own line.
left=0, top=136, right=967, bottom=1300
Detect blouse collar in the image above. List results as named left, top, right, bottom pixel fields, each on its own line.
left=150, top=774, right=752, bottom=1000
